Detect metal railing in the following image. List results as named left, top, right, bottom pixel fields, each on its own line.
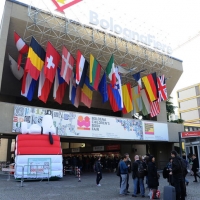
left=15, top=165, right=50, bottom=187
left=0, top=164, right=50, bottom=187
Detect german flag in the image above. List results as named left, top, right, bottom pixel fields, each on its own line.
left=25, top=37, right=46, bottom=80
left=142, top=72, right=158, bottom=102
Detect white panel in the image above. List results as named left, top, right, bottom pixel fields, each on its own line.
left=179, top=98, right=197, bottom=111
left=14, top=155, right=63, bottom=179
left=181, top=110, right=199, bottom=121
left=178, top=87, right=196, bottom=100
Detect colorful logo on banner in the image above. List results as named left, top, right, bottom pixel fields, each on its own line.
left=52, top=0, right=83, bottom=12
left=144, top=123, right=154, bottom=135
left=77, top=116, right=90, bottom=130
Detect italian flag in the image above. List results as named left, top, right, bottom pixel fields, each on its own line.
left=105, top=55, right=116, bottom=86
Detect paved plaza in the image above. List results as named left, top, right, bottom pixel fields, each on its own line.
left=0, top=172, right=200, bottom=200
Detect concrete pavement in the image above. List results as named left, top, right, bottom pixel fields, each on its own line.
left=0, top=172, right=200, bottom=200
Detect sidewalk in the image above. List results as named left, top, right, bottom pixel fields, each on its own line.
left=0, top=172, right=199, bottom=200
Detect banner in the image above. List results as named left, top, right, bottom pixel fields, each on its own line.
left=12, top=105, right=168, bottom=141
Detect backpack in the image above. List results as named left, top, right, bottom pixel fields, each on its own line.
left=136, top=161, right=145, bottom=178
left=116, top=165, right=120, bottom=176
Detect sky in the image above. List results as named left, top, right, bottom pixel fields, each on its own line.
left=0, top=0, right=200, bottom=107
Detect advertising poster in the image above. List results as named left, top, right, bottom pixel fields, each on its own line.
left=12, top=105, right=168, bottom=141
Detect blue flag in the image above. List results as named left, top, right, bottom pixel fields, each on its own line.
left=98, top=72, right=108, bottom=103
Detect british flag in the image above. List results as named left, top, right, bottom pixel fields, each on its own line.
left=157, top=75, right=167, bottom=102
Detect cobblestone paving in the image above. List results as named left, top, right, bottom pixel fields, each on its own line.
left=0, top=172, right=200, bottom=200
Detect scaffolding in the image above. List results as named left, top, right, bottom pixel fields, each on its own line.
left=22, top=0, right=173, bottom=85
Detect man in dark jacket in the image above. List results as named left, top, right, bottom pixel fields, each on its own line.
left=95, top=157, right=102, bottom=186
left=170, top=150, right=185, bottom=200
left=192, top=154, right=200, bottom=182
left=132, top=155, right=145, bottom=197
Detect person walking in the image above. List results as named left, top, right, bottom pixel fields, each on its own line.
left=95, top=157, right=103, bottom=186
left=170, top=150, right=185, bottom=200
left=132, top=155, right=145, bottom=198
left=192, top=154, right=200, bottom=182
left=119, top=155, right=130, bottom=195
left=147, top=155, right=159, bottom=199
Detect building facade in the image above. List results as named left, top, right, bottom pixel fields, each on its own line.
left=0, top=0, right=184, bottom=169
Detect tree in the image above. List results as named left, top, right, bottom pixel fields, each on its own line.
left=166, top=96, right=177, bottom=121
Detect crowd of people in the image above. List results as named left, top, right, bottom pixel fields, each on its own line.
left=64, top=151, right=199, bottom=199
left=63, top=155, right=120, bottom=173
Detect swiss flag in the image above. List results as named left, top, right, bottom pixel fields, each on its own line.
left=44, top=42, right=61, bottom=82
left=60, top=46, right=75, bottom=85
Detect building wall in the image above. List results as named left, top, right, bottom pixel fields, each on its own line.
left=179, top=99, right=198, bottom=111
left=181, top=110, right=199, bottom=121
left=0, top=138, right=8, bottom=161
left=178, top=87, right=196, bottom=100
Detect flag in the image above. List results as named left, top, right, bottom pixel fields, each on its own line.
left=132, top=70, right=145, bottom=94
left=8, top=54, right=24, bottom=80
left=105, top=55, right=116, bottom=86
left=141, top=89, right=150, bottom=115
left=53, top=68, right=67, bottom=104
left=131, top=86, right=143, bottom=115
left=107, top=83, right=123, bottom=112
left=25, top=37, right=46, bottom=80
left=14, top=32, right=29, bottom=70
left=76, top=50, right=88, bottom=87
left=98, top=72, right=108, bottom=103
left=44, top=42, right=61, bottom=83
left=115, top=67, right=123, bottom=109
left=157, top=75, right=167, bottom=102
left=38, top=67, right=52, bottom=103
left=21, top=71, right=37, bottom=101
left=81, top=76, right=93, bottom=108
left=60, top=46, right=75, bottom=84
left=89, top=54, right=101, bottom=90
left=142, top=72, right=158, bottom=102
left=122, top=83, right=133, bottom=114
left=69, top=72, right=81, bottom=108
left=150, top=100, right=160, bottom=117
left=141, top=98, right=149, bottom=116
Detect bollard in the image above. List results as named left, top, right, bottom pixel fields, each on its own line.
left=78, top=168, right=81, bottom=182
left=21, top=166, right=24, bottom=187
left=75, top=166, right=78, bottom=177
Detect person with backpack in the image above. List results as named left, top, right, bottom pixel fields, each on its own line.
left=170, top=150, right=185, bottom=200
left=95, top=156, right=103, bottom=186
left=131, top=155, right=145, bottom=197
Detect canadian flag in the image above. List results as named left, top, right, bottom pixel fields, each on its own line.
left=60, top=46, right=75, bottom=85
left=14, top=32, right=29, bottom=70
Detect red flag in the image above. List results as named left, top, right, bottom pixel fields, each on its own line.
left=44, top=42, right=61, bottom=82
left=150, top=100, right=160, bottom=117
left=60, top=46, right=75, bottom=84
left=14, top=32, right=29, bottom=70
